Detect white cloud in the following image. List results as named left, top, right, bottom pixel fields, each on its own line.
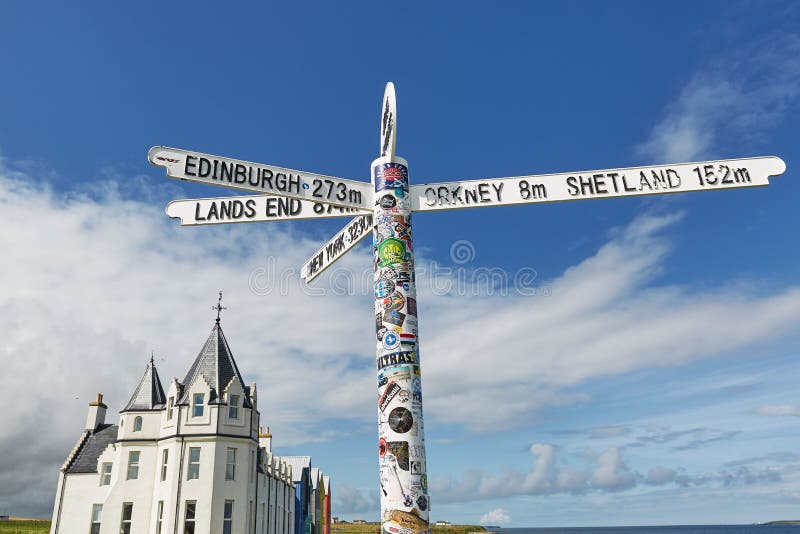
left=590, top=448, right=636, bottom=491
left=429, top=442, right=800, bottom=504
left=479, top=508, right=511, bottom=525
left=420, top=211, right=800, bottom=431
left=636, top=34, right=800, bottom=163
left=755, top=405, right=800, bottom=417
left=332, top=485, right=379, bottom=515
left=645, top=466, right=677, bottom=486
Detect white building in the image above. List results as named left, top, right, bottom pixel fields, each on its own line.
left=50, top=319, right=304, bottom=534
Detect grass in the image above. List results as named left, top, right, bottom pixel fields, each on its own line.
left=332, top=523, right=487, bottom=534
left=0, top=520, right=51, bottom=534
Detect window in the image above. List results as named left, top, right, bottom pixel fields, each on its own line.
left=101, top=462, right=112, bottom=485
left=187, top=447, right=200, bottom=480
left=223, top=500, right=234, bottom=534
left=167, top=397, right=174, bottom=420
left=89, top=504, right=102, bottom=534
left=193, top=393, right=204, bottom=417
left=228, top=394, right=240, bottom=419
left=156, top=500, right=164, bottom=534
left=133, top=416, right=142, bottom=432
left=184, top=501, right=197, bottom=534
left=161, top=449, right=169, bottom=481
left=225, top=448, right=236, bottom=481
left=120, top=502, right=133, bottom=534
left=126, top=451, right=140, bottom=480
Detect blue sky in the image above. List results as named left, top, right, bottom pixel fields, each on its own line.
left=1, top=0, right=799, bottom=527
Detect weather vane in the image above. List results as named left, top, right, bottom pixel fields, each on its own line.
left=212, top=290, right=226, bottom=323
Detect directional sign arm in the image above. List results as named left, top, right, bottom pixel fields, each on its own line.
left=149, top=146, right=373, bottom=210
left=166, top=195, right=370, bottom=226
left=410, top=156, right=786, bottom=212
left=301, top=214, right=373, bottom=283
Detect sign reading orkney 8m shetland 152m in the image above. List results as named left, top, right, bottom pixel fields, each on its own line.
left=152, top=82, right=787, bottom=534
left=411, top=157, right=785, bottom=211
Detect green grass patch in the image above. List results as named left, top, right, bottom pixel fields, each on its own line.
left=0, top=520, right=51, bottom=534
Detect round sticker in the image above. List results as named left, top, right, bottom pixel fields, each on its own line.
left=382, top=331, right=400, bottom=350
left=388, top=407, right=414, bottom=433
left=378, top=238, right=406, bottom=266
left=383, top=292, right=405, bottom=311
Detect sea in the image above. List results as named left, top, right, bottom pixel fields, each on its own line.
left=492, top=526, right=799, bottom=534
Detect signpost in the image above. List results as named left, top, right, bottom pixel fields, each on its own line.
left=151, top=83, right=787, bottom=534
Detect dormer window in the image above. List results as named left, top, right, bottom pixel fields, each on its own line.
left=192, top=393, right=204, bottom=417
left=133, top=416, right=143, bottom=432
left=228, top=394, right=240, bottom=420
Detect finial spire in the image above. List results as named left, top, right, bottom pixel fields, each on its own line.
left=212, top=290, right=227, bottom=323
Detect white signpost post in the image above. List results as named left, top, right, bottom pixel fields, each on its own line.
left=150, top=83, right=787, bottom=534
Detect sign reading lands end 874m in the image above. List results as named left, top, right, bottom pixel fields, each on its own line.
left=410, top=156, right=786, bottom=212
left=148, top=146, right=373, bottom=210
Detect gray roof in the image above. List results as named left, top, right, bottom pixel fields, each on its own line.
left=122, top=359, right=166, bottom=412
left=311, top=467, right=320, bottom=489
left=65, top=424, right=119, bottom=474
left=281, top=456, right=311, bottom=483
left=178, top=322, right=251, bottom=407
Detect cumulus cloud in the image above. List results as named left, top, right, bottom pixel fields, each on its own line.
left=590, top=448, right=636, bottom=491
left=637, top=34, right=800, bottom=163
left=431, top=443, right=634, bottom=502
left=430, top=443, right=800, bottom=504
left=645, top=467, right=677, bottom=486
left=479, top=509, right=511, bottom=525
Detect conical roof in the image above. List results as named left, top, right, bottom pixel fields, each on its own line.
left=177, top=321, right=250, bottom=406
left=122, top=357, right=166, bottom=412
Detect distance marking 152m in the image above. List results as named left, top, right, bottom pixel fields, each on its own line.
left=149, top=146, right=373, bottom=210
left=409, top=156, right=786, bottom=212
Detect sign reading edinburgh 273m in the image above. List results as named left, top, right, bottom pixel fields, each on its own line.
left=150, top=83, right=787, bottom=534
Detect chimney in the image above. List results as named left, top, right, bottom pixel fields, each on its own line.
left=85, top=393, right=107, bottom=431
left=258, top=426, right=272, bottom=452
